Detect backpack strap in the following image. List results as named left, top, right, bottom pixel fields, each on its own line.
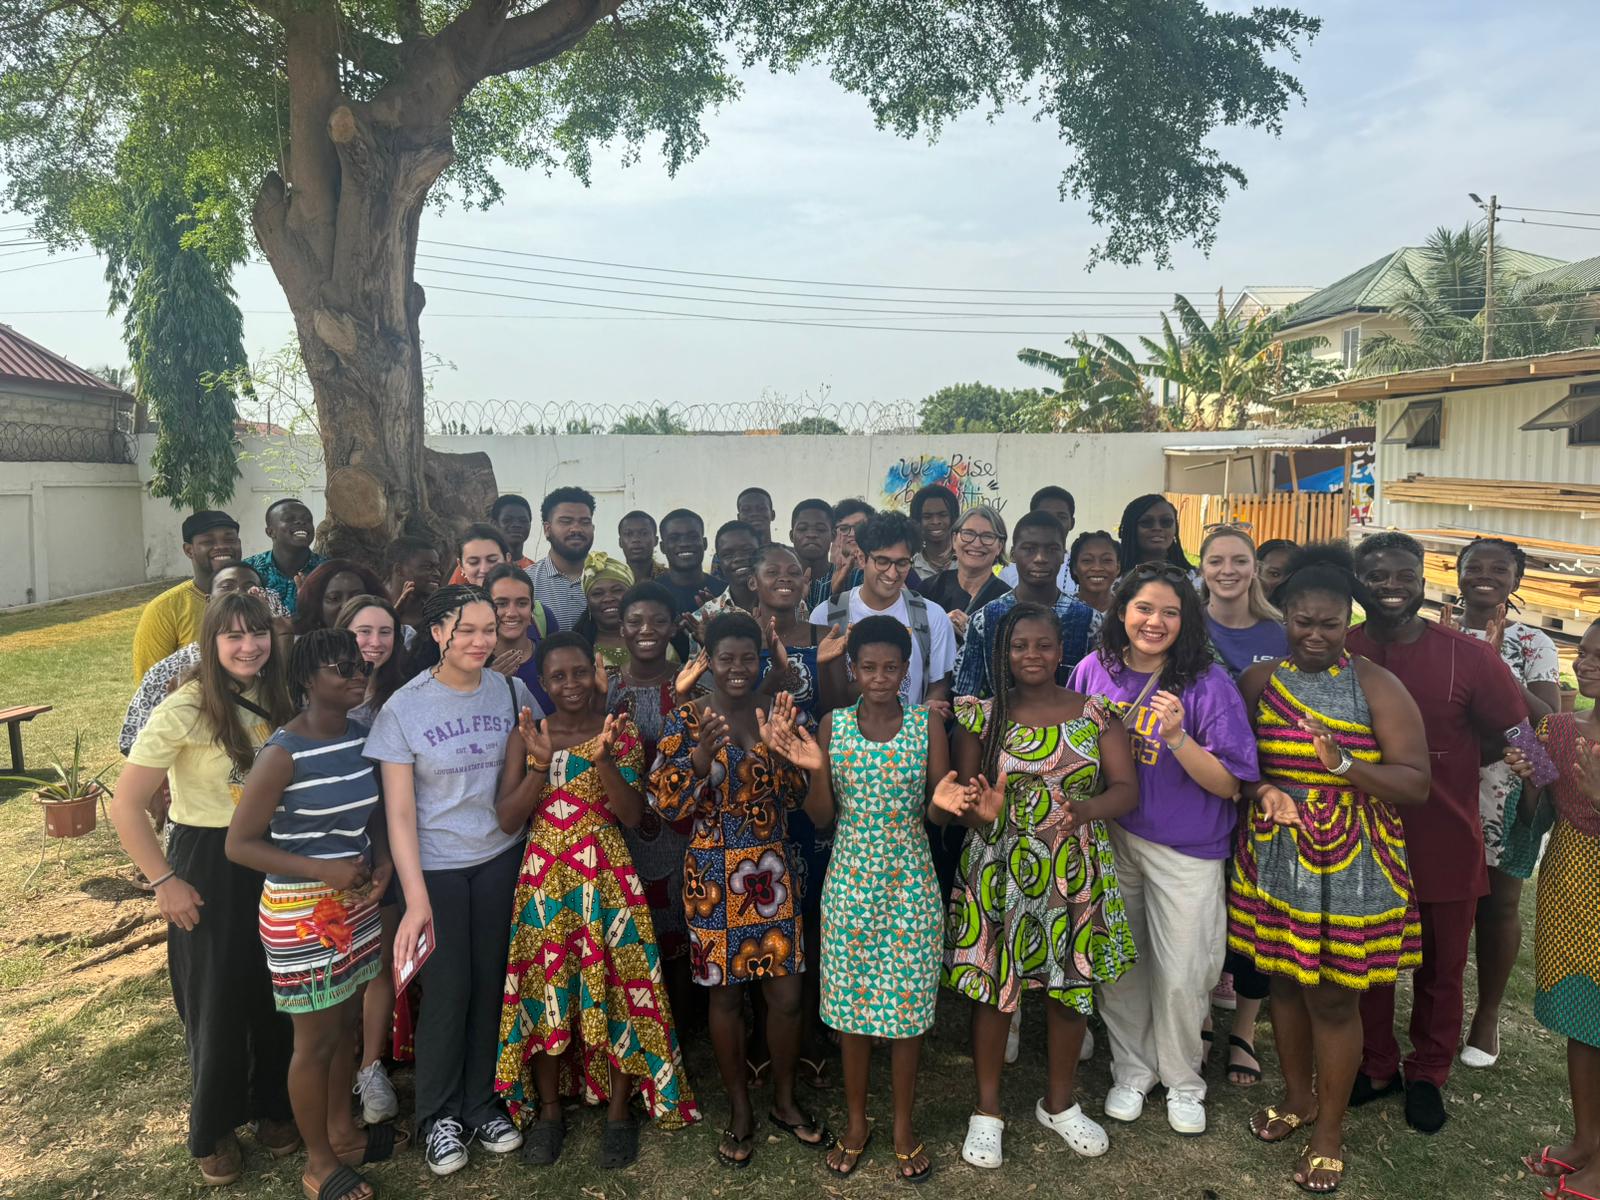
left=531, top=602, right=550, bottom=639
left=904, top=591, right=934, bottom=678
left=826, top=592, right=849, bottom=633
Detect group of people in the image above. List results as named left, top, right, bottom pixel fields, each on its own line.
left=107, top=480, right=1600, bottom=1200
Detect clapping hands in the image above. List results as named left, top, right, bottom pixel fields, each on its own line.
left=761, top=692, right=823, bottom=771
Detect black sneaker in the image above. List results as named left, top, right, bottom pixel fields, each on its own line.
left=1348, top=1071, right=1403, bottom=1107
left=425, top=1117, right=469, bottom=1177
left=1404, top=1080, right=1448, bottom=1133
left=474, top=1115, right=524, bottom=1155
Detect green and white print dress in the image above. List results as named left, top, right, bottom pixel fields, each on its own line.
left=942, top=696, right=1136, bottom=1014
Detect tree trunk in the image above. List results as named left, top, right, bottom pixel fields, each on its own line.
left=249, top=11, right=492, bottom=568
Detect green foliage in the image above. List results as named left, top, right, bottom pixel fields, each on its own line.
left=917, top=382, right=1052, bottom=434
left=15, top=728, right=115, bottom=802
left=1137, top=295, right=1289, bottom=430
left=1356, top=224, right=1600, bottom=374
left=777, top=416, right=846, bottom=435
left=611, top=406, right=691, bottom=434
left=104, top=187, right=246, bottom=510
left=1016, top=335, right=1160, bottom=431
left=0, top=2, right=1319, bottom=270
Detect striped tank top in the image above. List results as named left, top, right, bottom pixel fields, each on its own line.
left=265, top=720, right=378, bottom=884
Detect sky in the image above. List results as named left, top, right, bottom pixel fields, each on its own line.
left=4, top=0, right=1600, bottom=423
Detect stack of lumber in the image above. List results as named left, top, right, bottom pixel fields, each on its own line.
left=1410, top=528, right=1600, bottom=564
left=1423, top=553, right=1600, bottom=619
left=1386, top=476, right=1600, bottom=515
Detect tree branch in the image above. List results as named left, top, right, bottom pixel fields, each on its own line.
left=278, top=6, right=341, bottom=271
left=487, top=0, right=619, bottom=76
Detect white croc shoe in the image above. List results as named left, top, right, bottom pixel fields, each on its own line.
left=1036, top=1101, right=1109, bottom=1158
left=1103, top=1084, right=1146, bottom=1123
left=962, top=1112, right=1005, bottom=1169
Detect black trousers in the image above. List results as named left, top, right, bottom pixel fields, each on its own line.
left=166, top=824, right=294, bottom=1157
left=410, top=839, right=523, bottom=1137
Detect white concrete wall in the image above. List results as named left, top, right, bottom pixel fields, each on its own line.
left=1373, top=381, right=1600, bottom=546
left=0, top=460, right=146, bottom=606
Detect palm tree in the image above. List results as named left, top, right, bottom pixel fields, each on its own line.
left=1138, top=295, right=1284, bottom=429
left=1357, top=224, right=1600, bottom=374
left=610, top=406, right=689, bottom=435
left=1016, top=335, right=1159, bottom=431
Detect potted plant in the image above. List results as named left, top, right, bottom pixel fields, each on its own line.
left=21, top=729, right=116, bottom=839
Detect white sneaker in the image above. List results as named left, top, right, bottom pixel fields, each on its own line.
left=1036, top=1100, right=1109, bottom=1157
left=1005, top=1008, right=1022, bottom=1065
left=1103, top=1085, right=1145, bottom=1123
left=1166, top=1094, right=1207, bottom=1135
left=354, top=1060, right=400, bottom=1125
left=424, top=1118, right=469, bottom=1177
left=473, top=1115, right=523, bottom=1154
left=1079, top=1026, right=1096, bottom=1063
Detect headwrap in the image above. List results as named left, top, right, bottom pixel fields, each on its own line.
left=582, top=551, right=634, bottom=593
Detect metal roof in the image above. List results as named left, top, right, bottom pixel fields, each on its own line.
left=1513, top=253, right=1600, bottom=298
left=1283, top=346, right=1600, bottom=406
left=1280, top=246, right=1568, bottom=331
left=1163, top=441, right=1372, bottom=454
left=0, top=323, right=132, bottom=400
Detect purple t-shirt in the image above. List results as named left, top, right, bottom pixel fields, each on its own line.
left=1204, top=615, right=1288, bottom=680
left=1067, top=655, right=1259, bottom=860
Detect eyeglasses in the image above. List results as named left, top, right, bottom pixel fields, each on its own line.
left=956, top=529, right=1000, bottom=547
left=321, top=660, right=375, bottom=679
left=868, top=554, right=913, bottom=574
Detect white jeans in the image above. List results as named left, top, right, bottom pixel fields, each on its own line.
left=1099, top=825, right=1226, bottom=1105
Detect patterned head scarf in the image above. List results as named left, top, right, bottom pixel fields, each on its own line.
left=583, top=551, right=634, bottom=594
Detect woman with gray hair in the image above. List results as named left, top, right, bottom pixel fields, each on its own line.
left=923, top=504, right=1011, bottom=640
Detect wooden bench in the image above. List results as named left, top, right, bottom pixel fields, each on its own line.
left=0, top=705, right=52, bottom=774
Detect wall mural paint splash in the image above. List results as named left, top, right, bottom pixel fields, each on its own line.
left=880, top=453, right=1004, bottom=512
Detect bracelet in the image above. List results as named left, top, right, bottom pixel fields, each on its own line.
left=527, top=754, right=551, bottom=773
left=1170, top=729, right=1188, bottom=751
left=149, top=870, right=176, bottom=889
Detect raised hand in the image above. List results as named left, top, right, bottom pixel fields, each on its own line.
left=929, top=770, right=974, bottom=818
left=1573, top=736, right=1600, bottom=806
left=757, top=690, right=797, bottom=743
left=517, top=707, right=554, bottom=764
left=392, top=579, right=421, bottom=621
left=1297, top=717, right=1342, bottom=771
left=1260, top=784, right=1304, bottom=830
left=490, top=647, right=525, bottom=676
left=593, top=713, right=620, bottom=764
left=766, top=616, right=793, bottom=673
left=1149, top=690, right=1187, bottom=743
left=691, top=707, right=731, bottom=777
left=971, top=772, right=1008, bottom=825
left=817, top=622, right=848, bottom=666
left=767, top=717, right=825, bottom=772
left=675, top=649, right=710, bottom=698
left=1437, top=605, right=1460, bottom=632
left=1484, top=602, right=1509, bottom=654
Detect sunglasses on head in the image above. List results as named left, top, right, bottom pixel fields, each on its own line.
left=320, top=659, right=374, bottom=679
left=1127, top=562, right=1191, bottom=582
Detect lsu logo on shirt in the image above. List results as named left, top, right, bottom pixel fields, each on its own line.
left=1106, top=699, right=1164, bottom=766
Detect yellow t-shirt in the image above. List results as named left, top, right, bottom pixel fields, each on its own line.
left=126, top=681, right=273, bottom=827
left=132, top=581, right=209, bottom=678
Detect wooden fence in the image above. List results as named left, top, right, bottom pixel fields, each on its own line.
left=1166, top=491, right=1354, bottom=550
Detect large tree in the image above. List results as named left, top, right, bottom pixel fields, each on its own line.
left=0, top=1, right=1318, bottom=556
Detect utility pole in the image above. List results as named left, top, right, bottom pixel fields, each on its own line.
left=1482, top=193, right=1497, bottom=361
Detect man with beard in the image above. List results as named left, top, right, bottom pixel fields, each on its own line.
left=735, top=486, right=776, bottom=545
left=656, top=509, right=723, bottom=617
left=133, top=511, right=243, bottom=677
left=243, top=498, right=324, bottom=615
left=1345, top=531, right=1527, bottom=1134
left=789, top=498, right=836, bottom=609
left=530, top=486, right=596, bottom=629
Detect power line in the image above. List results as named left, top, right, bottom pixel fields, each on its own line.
left=419, top=238, right=1200, bottom=297
left=1500, top=203, right=1600, bottom=220
left=413, top=250, right=1170, bottom=311
left=0, top=254, right=96, bottom=274
left=1502, top=216, right=1600, bottom=235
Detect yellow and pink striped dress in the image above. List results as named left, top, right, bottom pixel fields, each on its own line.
left=1228, top=655, right=1422, bottom=990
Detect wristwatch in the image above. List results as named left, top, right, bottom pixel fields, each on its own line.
left=1329, top=746, right=1354, bottom=776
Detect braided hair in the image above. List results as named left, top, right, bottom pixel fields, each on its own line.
left=289, top=627, right=361, bottom=705
left=980, top=602, right=1060, bottom=783
left=422, top=584, right=492, bottom=669
left=1457, top=536, right=1527, bottom=582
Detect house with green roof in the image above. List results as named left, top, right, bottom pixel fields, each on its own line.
left=1279, top=245, right=1568, bottom=369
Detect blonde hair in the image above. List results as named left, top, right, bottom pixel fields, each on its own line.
left=955, top=504, right=1009, bottom=567
left=1198, top=525, right=1281, bottom=622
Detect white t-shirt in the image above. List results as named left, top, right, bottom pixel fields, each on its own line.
left=809, top=587, right=958, bottom=704
left=998, top=561, right=1078, bottom=597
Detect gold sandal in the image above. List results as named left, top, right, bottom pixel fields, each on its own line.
left=895, top=1141, right=932, bottom=1185
left=1249, top=1105, right=1316, bottom=1143
left=827, top=1132, right=872, bottom=1177
left=1296, top=1146, right=1344, bottom=1194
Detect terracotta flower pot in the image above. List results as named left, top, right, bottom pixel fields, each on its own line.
left=39, top=784, right=101, bottom=839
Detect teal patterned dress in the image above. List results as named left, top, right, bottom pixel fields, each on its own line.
left=942, top=697, right=1136, bottom=1014
left=818, top=701, right=940, bottom=1038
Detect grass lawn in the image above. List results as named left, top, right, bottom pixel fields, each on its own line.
left=0, top=586, right=1576, bottom=1199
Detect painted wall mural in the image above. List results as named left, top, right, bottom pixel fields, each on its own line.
left=880, top=453, right=1004, bottom=512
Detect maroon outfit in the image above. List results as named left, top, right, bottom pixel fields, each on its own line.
left=1345, top=621, right=1527, bottom=1087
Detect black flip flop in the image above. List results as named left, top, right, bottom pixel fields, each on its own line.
left=769, top=1109, right=835, bottom=1149
left=600, top=1117, right=639, bottom=1170
left=308, top=1164, right=372, bottom=1200
left=717, top=1126, right=755, bottom=1169
left=340, top=1122, right=405, bottom=1166
left=1228, top=1035, right=1263, bottom=1085
left=521, top=1118, right=566, bottom=1166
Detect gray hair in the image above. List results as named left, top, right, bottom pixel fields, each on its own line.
left=955, top=504, right=1009, bottom=567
